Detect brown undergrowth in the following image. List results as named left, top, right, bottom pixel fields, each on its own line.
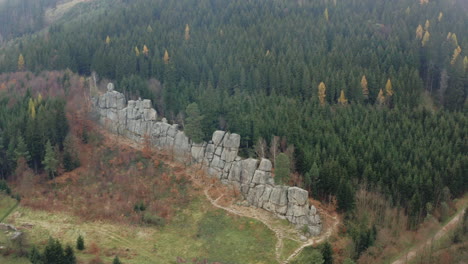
left=19, top=125, right=196, bottom=226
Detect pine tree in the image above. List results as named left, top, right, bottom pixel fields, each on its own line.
left=185, top=24, right=190, bottom=41
left=338, top=90, right=348, bottom=105
left=15, top=136, right=31, bottom=162
left=184, top=103, right=204, bottom=143
left=321, top=241, right=333, bottom=264
left=303, top=250, right=324, bottom=264
left=318, top=82, right=326, bottom=105
left=18, top=53, right=25, bottom=71
left=43, top=140, right=58, bottom=179
left=361, top=75, right=369, bottom=99
left=76, top=235, right=84, bottom=250
left=29, top=246, right=42, bottom=264
left=377, top=89, right=385, bottom=105
left=113, top=256, right=122, bottom=264
left=275, top=153, right=290, bottom=184
left=43, top=238, right=64, bottom=264
left=337, top=179, right=355, bottom=212
left=385, top=79, right=393, bottom=96
left=163, top=49, right=170, bottom=64
left=64, top=245, right=76, bottom=264
left=415, top=25, right=423, bottom=40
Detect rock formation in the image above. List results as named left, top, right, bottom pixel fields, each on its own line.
left=93, top=83, right=322, bottom=236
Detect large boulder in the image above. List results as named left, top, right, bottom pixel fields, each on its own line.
left=240, top=158, right=258, bottom=185
left=212, top=131, right=226, bottom=146
left=288, top=187, right=308, bottom=206
left=258, top=158, right=272, bottom=172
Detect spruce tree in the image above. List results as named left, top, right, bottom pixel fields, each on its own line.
left=113, top=256, right=122, bottom=264
left=337, top=179, right=355, bottom=212
left=275, top=153, right=290, bottom=185
left=43, top=140, right=59, bottom=179
left=15, top=135, right=31, bottom=162
left=321, top=241, right=333, bottom=264
left=76, top=235, right=85, bottom=250
left=64, top=245, right=76, bottom=264
left=184, top=103, right=204, bottom=143
left=43, top=238, right=64, bottom=264
left=29, top=246, right=42, bottom=264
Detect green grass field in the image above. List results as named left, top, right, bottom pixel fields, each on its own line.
left=0, top=194, right=17, bottom=222
left=2, top=196, right=277, bottom=264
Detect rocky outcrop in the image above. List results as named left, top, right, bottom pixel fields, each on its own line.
left=93, top=84, right=322, bottom=236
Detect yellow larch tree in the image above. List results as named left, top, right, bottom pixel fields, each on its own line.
left=338, top=90, right=348, bottom=105
left=385, top=79, right=394, bottom=97
left=135, top=46, right=140, bottom=57
left=147, top=25, right=153, bottom=33
left=424, top=20, right=430, bottom=31
left=143, top=45, right=149, bottom=56
left=265, top=50, right=270, bottom=56
left=416, top=25, right=424, bottom=40
left=105, top=36, right=111, bottom=45
left=438, top=12, right=443, bottom=22
left=324, top=8, right=329, bottom=22
left=18, top=54, right=25, bottom=71
left=450, top=33, right=458, bottom=46
left=28, top=98, right=36, bottom=119
left=318, top=82, right=326, bottom=105
left=361, top=75, right=369, bottom=99
left=163, top=49, right=170, bottom=64
left=464, top=56, right=468, bottom=71
left=0, top=83, right=6, bottom=91
left=185, top=24, right=190, bottom=41
left=377, top=89, right=386, bottom=105
left=451, top=46, right=461, bottom=65
left=422, top=31, right=430, bottom=47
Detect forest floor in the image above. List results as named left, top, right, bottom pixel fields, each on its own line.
left=391, top=199, right=467, bottom=264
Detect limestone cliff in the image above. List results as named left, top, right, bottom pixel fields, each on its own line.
left=92, top=83, right=322, bottom=236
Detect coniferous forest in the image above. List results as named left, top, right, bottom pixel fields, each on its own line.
left=0, top=0, right=466, bottom=231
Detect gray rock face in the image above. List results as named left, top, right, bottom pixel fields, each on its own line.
left=93, top=84, right=322, bottom=235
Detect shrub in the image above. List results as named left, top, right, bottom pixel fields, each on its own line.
left=142, top=212, right=166, bottom=227
left=76, top=235, right=84, bottom=250
left=0, top=180, right=11, bottom=195
left=133, top=201, right=146, bottom=212
left=113, top=256, right=122, bottom=264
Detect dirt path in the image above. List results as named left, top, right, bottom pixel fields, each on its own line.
left=391, top=207, right=466, bottom=264
left=284, top=210, right=339, bottom=263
